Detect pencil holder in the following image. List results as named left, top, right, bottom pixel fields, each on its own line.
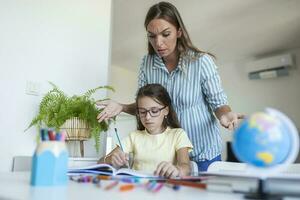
left=30, top=141, right=68, bottom=186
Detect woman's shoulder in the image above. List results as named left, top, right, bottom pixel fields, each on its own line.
left=187, top=51, right=214, bottom=63
left=199, top=53, right=215, bottom=63
left=181, top=51, right=215, bottom=69
left=141, top=54, right=155, bottom=62
left=186, top=52, right=217, bottom=71
left=140, top=54, right=160, bottom=68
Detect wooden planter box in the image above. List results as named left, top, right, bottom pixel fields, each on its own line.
left=60, top=117, right=91, bottom=157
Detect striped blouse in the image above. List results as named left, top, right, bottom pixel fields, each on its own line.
left=137, top=52, right=228, bottom=161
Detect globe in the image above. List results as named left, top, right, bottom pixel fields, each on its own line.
left=232, top=108, right=299, bottom=175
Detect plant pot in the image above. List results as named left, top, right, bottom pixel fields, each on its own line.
left=60, top=117, right=91, bottom=141
left=60, top=117, right=90, bottom=157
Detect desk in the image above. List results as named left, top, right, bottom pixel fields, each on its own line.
left=0, top=172, right=244, bottom=200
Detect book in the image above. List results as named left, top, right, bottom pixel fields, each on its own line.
left=200, top=170, right=300, bottom=195
left=68, top=163, right=158, bottom=178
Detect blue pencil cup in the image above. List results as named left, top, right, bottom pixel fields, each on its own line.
left=30, top=141, right=68, bottom=186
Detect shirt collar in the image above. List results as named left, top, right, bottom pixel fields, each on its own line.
left=152, top=54, right=186, bottom=72
left=144, top=126, right=170, bottom=135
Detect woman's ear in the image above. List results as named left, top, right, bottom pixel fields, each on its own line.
left=177, top=28, right=182, bottom=38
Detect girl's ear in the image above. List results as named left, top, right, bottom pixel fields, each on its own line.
left=177, top=28, right=182, bottom=38
left=164, top=106, right=169, bottom=116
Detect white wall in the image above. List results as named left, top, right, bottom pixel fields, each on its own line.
left=108, top=65, right=138, bottom=103
left=219, top=48, right=300, bottom=161
left=107, top=65, right=138, bottom=149
left=0, top=0, right=112, bottom=171
left=110, top=49, right=300, bottom=162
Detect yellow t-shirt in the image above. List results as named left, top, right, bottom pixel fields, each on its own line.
left=122, top=127, right=193, bottom=173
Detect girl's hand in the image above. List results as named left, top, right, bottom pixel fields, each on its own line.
left=110, top=150, right=129, bottom=168
left=154, top=161, right=180, bottom=178
left=96, top=100, right=123, bottom=122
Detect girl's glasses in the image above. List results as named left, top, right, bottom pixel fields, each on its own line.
left=137, top=106, right=166, bottom=118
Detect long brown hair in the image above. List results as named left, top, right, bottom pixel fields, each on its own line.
left=144, top=1, right=215, bottom=59
left=136, top=84, right=181, bottom=130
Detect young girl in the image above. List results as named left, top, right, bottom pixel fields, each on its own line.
left=99, top=84, right=193, bottom=178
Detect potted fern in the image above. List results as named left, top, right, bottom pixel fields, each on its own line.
left=25, top=82, right=114, bottom=154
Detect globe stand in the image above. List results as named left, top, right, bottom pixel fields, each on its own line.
left=244, top=179, right=282, bottom=200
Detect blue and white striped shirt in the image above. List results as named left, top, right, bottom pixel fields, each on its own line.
left=138, top=53, right=228, bottom=161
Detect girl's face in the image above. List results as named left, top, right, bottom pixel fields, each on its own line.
left=137, top=96, right=169, bottom=134
left=146, top=18, right=181, bottom=59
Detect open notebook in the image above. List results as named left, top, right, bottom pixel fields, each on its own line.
left=68, top=163, right=158, bottom=178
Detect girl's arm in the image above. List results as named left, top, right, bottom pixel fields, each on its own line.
left=155, top=147, right=191, bottom=178
left=176, top=147, right=191, bottom=176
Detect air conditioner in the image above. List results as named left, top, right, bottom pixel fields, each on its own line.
left=245, top=53, right=294, bottom=79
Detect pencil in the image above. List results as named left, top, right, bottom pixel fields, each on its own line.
left=114, top=128, right=124, bottom=151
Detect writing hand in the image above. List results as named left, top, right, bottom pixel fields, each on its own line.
left=110, top=150, right=129, bottom=169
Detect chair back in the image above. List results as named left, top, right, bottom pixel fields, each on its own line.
left=12, top=156, right=32, bottom=172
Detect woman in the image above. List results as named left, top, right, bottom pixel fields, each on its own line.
left=97, top=1, right=244, bottom=171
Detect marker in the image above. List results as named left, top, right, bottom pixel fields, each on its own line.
left=146, top=181, right=157, bottom=191
left=60, top=130, right=66, bottom=141
left=166, top=180, right=207, bottom=189
left=152, top=183, right=164, bottom=193
left=40, top=128, right=47, bottom=141
left=97, top=175, right=112, bottom=180
left=119, top=177, right=140, bottom=183
left=93, top=177, right=101, bottom=187
left=55, top=132, right=62, bottom=141
left=120, top=184, right=135, bottom=192
left=165, top=183, right=180, bottom=191
left=48, top=129, right=56, bottom=141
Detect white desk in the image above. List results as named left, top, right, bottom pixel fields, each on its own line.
left=0, top=172, right=245, bottom=200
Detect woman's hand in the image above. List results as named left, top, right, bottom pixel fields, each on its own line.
left=96, top=100, right=123, bottom=122
left=154, top=161, right=181, bottom=178
left=219, top=112, right=245, bottom=130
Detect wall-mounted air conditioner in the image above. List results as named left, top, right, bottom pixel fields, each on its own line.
left=245, top=53, right=294, bottom=80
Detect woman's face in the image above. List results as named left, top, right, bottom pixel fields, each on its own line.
left=137, top=96, right=169, bottom=134
left=146, top=18, right=181, bottom=58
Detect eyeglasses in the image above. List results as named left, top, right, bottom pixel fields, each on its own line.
left=137, top=106, right=166, bottom=118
